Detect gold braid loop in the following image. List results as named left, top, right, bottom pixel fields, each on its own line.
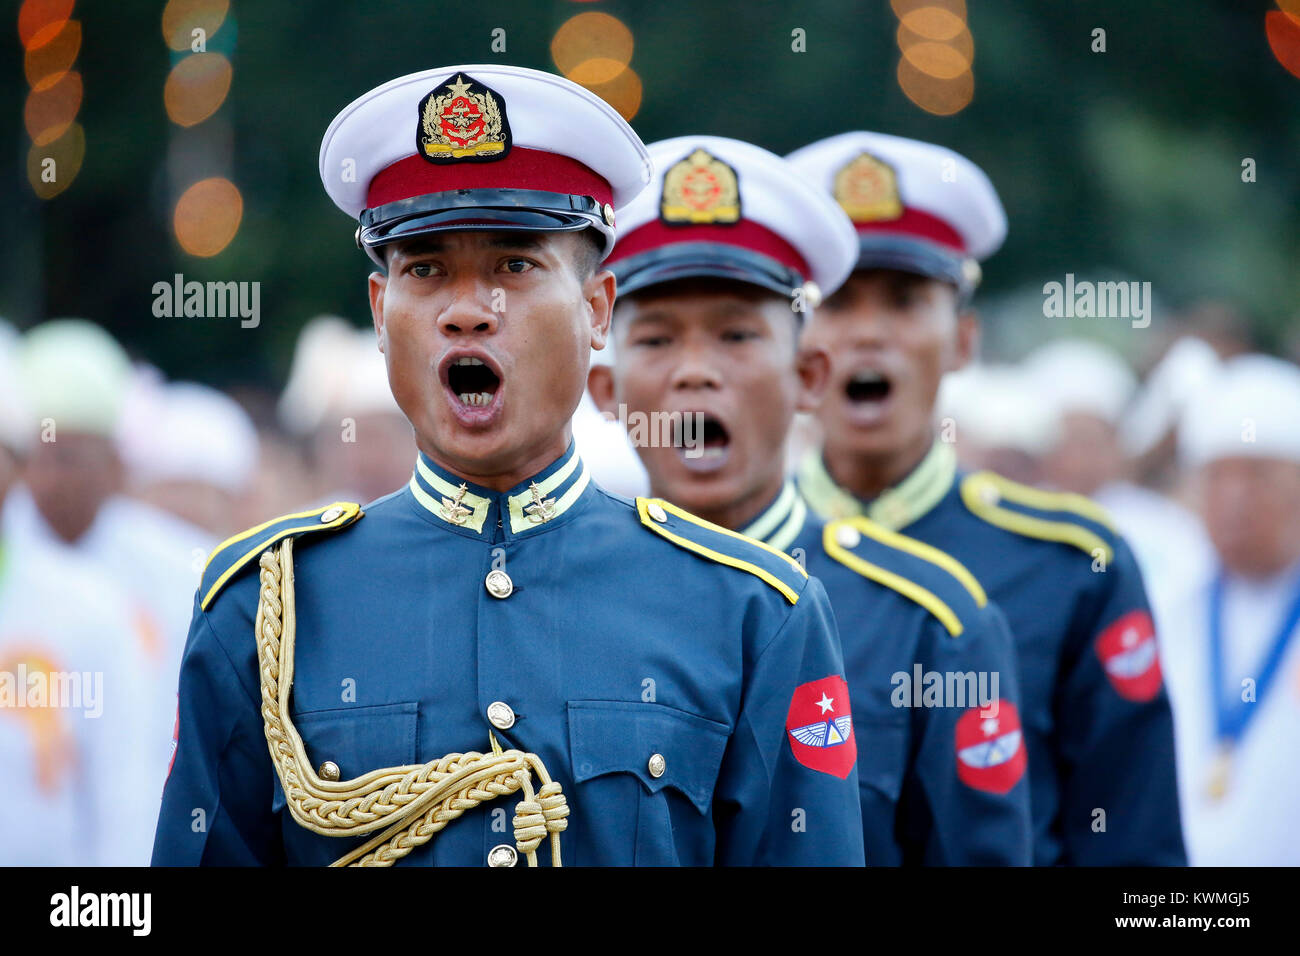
left=254, top=537, right=567, bottom=867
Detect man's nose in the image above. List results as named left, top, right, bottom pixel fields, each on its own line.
left=670, top=343, right=723, bottom=391
left=436, top=279, right=500, bottom=336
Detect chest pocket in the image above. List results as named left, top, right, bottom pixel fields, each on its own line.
left=271, top=701, right=419, bottom=815
left=568, top=700, right=729, bottom=866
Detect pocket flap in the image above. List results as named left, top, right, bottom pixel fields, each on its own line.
left=567, top=700, right=729, bottom=813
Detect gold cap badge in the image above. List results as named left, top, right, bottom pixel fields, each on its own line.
left=832, top=151, right=902, bottom=223
left=661, top=148, right=741, bottom=225
left=417, top=73, right=511, bottom=163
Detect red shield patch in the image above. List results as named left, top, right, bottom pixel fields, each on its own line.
left=785, top=676, right=857, bottom=779
left=955, top=701, right=1027, bottom=794
left=1094, top=609, right=1161, bottom=702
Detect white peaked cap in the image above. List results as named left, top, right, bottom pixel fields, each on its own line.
left=607, top=135, right=859, bottom=302
left=1022, top=338, right=1138, bottom=429
left=121, top=376, right=259, bottom=494
left=320, top=64, right=652, bottom=265
left=787, top=130, right=1005, bottom=293
left=1179, top=354, right=1300, bottom=468
left=18, top=318, right=132, bottom=438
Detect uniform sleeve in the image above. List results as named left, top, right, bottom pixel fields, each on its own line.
left=897, top=603, right=1033, bottom=865
left=151, top=600, right=284, bottom=866
left=712, top=577, right=866, bottom=866
left=1055, top=537, right=1187, bottom=865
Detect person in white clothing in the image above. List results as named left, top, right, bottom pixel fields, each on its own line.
left=1161, top=354, right=1300, bottom=866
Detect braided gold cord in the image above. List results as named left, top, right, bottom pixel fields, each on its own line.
left=254, top=538, right=568, bottom=866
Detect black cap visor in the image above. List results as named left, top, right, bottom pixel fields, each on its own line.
left=854, top=234, right=980, bottom=299
left=611, top=242, right=805, bottom=303
left=359, top=188, right=606, bottom=256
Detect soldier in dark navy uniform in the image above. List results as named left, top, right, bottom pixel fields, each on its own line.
left=588, top=135, right=1032, bottom=864
left=786, top=131, right=1185, bottom=865
left=152, top=66, right=864, bottom=867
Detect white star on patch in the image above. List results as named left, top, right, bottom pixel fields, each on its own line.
left=1121, top=627, right=1139, bottom=648
left=816, top=693, right=835, bottom=714
left=981, top=717, right=1000, bottom=737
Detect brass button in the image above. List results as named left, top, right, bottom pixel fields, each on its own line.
left=602, top=202, right=616, bottom=226
left=834, top=524, right=861, bottom=549
left=485, top=569, right=514, bottom=599
left=647, top=502, right=667, bottom=523
left=319, top=760, right=340, bottom=781
left=487, top=701, right=516, bottom=730
left=487, top=844, right=518, bottom=867
left=803, top=281, right=822, bottom=309
left=647, top=753, right=666, bottom=778
left=320, top=507, right=343, bottom=523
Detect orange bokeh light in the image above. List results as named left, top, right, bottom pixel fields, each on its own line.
left=900, top=6, right=967, bottom=41
left=164, top=52, right=233, bottom=127
left=579, top=64, right=643, bottom=121
left=27, top=121, right=84, bottom=199
left=18, top=0, right=74, bottom=50
left=24, top=70, right=82, bottom=146
left=174, top=177, right=244, bottom=257
left=891, top=0, right=965, bottom=19
left=24, top=18, right=80, bottom=90
left=551, top=12, right=633, bottom=82
left=897, top=57, right=973, bottom=115
left=161, top=0, right=229, bottom=52
left=900, top=38, right=972, bottom=80
left=1266, top=9, right=1300, bottom=80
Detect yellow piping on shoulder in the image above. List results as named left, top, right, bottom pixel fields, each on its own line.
left=200, top=502, right=362, bottom=611
left=823, top=520, right=964, bottom=637
left=961, top=473, right=1114, bottom=563
left=845, top=516, right=987, bottom=607
left=636, top=497, right=805, bottom=605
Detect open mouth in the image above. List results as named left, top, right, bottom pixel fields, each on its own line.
left=846, top=369, right=892, bottom=404
left=679, top=412, right=731, bottom=472
left=446, top=356, right=501, bottom=408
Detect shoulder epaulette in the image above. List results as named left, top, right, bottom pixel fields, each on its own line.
left=959, top=471, right=1116, bottom=563
left=636, top=497, right=808, bottom=604
left=199, top=502, right=364, bottom=611
left=822, top=516, right=986, bottom=638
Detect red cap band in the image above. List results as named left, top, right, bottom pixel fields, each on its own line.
left=608, top=219, right=811, bottom=279
left=366, top=147, right=613, bottom=210
left=854, top=206, right=965, bottom=253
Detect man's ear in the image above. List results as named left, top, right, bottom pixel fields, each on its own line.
left=794, top=343, right=832, bottom=413
left=368, top=271, right=388, bottom=353
left=949, top=307, right=981, bottom=373
left=585, top=268, right=616, bottom=351
left=587, top=364, right=618, bottom=419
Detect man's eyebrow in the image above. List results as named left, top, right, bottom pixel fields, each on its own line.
left=488, top=234, right=543, bottom=251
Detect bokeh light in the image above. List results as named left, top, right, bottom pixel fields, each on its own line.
left=174, top=177, right=243, bottom=257
left=891, top=0, right=966, bottom=19
left=164, top=52, right=233, bottom=127
left=551, top=12, right=633, bottom=81
left=901, top=39, right=971, bottom=79
left=897, top=57, right=974, bottom=115
left=26, top=121, right=84, bottom=199
left=900, top=6, right=967, bottom=41
left=24, top=18, right=80, bottom=89
left=1266, top=9, right=1300, bottom=80
left=24, top=70, right=82, bottom=146
left=582, top=64, right=643, bottom=121
left=18, top=0, right=74, bottom=50
left=161, top=0, right=229, bottom=52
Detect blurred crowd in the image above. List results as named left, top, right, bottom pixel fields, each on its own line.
left=1, top=303, right=1298, bottom=866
